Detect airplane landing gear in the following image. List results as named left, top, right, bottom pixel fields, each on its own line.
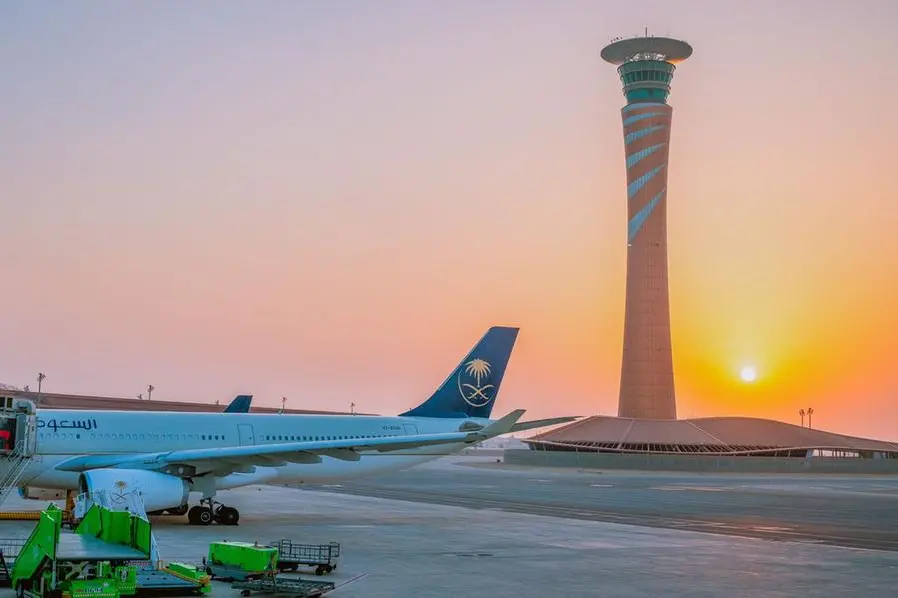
left=187, top=498, right=239, bottom=526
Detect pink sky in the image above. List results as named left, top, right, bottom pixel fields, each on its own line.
left=2, top=0, right=897, bottom=440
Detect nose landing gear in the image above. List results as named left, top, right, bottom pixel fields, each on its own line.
left=187, top=498, right=240, bottom=526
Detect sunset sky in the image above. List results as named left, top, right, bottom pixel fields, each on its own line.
left=3, top=1, right=897, bottom=440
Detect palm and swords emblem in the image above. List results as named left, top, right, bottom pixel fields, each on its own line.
left=458, top=358, right=495, bottom=407
left=111, top=480, right=128, bottom=503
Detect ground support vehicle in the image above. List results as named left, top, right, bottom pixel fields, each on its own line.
left=230, top=577, right=337, bottom=598
left=203, top=541, right=343, bottom=596
left=203, top=541, right=279, bottom=582
left=9, top=504, right=146, bottom=598
left=8, top=503, right=209, bottom=597
left=268, top=540, right=340, bottom=576
left=134, top=562, right=211, bottom=595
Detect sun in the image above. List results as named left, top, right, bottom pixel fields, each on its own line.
left=739, top=366, right=757, bottom=383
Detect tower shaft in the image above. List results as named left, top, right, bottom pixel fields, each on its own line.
left=617, top=99, right=676, bottom=419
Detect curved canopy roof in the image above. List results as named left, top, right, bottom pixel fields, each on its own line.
left=601, top=37, right=693, bottom=65
left=526, top=416, right=898, bottom=455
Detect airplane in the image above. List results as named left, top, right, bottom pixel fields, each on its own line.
left=11, top=394, right=250, bottom=500
left=2, top=326, right=576, bottom=526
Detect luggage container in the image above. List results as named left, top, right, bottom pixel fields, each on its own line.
left=204, top=541, right=279, bottom=582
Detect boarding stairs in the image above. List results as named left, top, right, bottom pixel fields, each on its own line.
left=0, top=441, right=33, bottom=510
left=0, top=398, right=38, bottom=511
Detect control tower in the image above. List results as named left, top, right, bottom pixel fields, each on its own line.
left=601, top=34, right=693, bottom=420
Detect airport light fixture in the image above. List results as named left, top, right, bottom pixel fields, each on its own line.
left=799, top=409, right=806, bottom=427
left=807, top=407, right=814, bottom=429
left=147, top=384, right=154, bottom=401
left=36, top=372, right=46, bottom=405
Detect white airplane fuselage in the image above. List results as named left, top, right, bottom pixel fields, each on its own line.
left=12, top=409, right=486, bottom=494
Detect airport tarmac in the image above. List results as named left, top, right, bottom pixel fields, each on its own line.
left=0, top=456, right=896, bottom=597
left=318, top=453, right=898, bottom=551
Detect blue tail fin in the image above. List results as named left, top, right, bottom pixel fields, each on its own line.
left=400, top=326, right=519, bottom=419
left=224, top=394, right=253, bottom=413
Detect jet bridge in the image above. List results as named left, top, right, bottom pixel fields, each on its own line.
left=0, top=397, right=37, bottom=510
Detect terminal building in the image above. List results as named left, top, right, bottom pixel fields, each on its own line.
left=0, top=385, right=355, bottom=415
left=514, top=35, right=898, bottom=472
left=523, top=415, right=898, bottom=459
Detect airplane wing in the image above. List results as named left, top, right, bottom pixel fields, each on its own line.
left=55, top=409, right=525, bottom=477
left=509, top=416, right=580, bottom=433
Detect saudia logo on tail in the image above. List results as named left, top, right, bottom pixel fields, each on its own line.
left=457, top=358, right=495, bottom=408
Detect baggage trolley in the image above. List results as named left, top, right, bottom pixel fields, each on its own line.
left=268, top=540, right=340, bottom=576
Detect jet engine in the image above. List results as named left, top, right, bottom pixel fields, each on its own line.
left=78, top=469, right=189, bottom=513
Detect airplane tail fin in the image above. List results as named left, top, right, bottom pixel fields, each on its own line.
left=224, top=395, right=253, bottom=413
left=400, top=326, right=519, bottom=419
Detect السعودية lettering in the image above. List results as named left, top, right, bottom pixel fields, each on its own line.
left=36, top=418, right=99, bottom=432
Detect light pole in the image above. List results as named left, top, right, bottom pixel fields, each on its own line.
left=37, top=372, right=46, bottom=405
left=147, top=384, right=154, bottom=401
left=350, top=402, right=356, bottom=415
left=807, top=407, right=814, bottom=429
left=281, top=397, right=286, bottom=414
left=799, top=409, right=805, bottom=427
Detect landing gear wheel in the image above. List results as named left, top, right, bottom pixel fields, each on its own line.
left=197, top=507, right=213, bottom=525
left=188, top=505, right=213, bottom=525
left=216, top=506, right=240, bottom=526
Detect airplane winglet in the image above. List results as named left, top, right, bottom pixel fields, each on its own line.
left=465, top=409, right=525, bottom=442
